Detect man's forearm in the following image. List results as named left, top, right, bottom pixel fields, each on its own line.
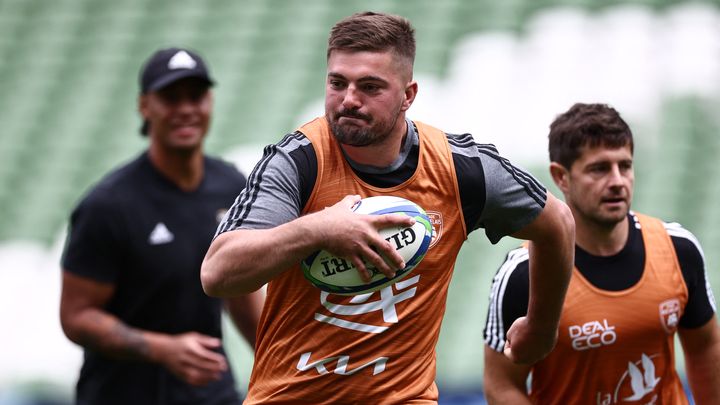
left=484, top=347, right=533, bottom=404
left=525, top=198, right=574, bottom=333
left=202, top=217, right=322, bottom=297
left=226, top=291, right=265, bottom=349
left=67, top=307, right=164, bottom=362
left=526, top=237, right=573, bottom=331
left=682, top=319, right=720, bottom=404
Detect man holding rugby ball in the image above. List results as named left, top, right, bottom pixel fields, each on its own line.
left=202, top=12, right=574, bottom=404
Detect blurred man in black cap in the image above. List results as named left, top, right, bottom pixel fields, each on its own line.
left=60, top=47, right=263, bottom=404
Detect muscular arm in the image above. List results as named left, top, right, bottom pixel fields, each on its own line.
left=201, top=195, right=414, bottom=297
left=224, top=290, right=265, bottom=349
left=60, top=271, right=155, bottom=360
left=679, top=315, right=720, bottom=404
left=483, top=346, right=532, bottom=404
left=504, top=192, right=574, bottom=364
left=60, top=271, right=229, bottom=386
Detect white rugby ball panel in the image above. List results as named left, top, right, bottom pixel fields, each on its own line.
left=352, top=195, right=420, bottom=215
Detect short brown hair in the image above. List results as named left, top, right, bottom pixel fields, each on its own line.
left=548, top=103, right=634, bottom=169
left=327, top=11, right=416, bottom=67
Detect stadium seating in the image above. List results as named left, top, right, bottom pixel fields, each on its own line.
left=1, top=0, right=719, bottom=403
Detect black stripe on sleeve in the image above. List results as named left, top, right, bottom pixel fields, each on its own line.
left=215, top=132, right=307, bottom=236
left=476, top=145, right=546, bottom=208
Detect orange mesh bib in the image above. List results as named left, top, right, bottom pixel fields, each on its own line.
left=530, top=213, right=689, bottom=405
left=244, top=118, right=467, bottom=404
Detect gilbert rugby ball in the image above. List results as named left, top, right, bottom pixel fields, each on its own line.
left=302, top=196, right=432, bottom=295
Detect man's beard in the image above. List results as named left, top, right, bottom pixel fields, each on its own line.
left=328, top=108, right=400, bottom=147
left=581, top=204, right=629, bottom=229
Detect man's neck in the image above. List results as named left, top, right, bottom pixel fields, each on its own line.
left=148, top=146, right=204, bottom=192
left=574, top=213, right=629, bottom=257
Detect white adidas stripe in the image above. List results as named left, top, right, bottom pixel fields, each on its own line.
left=664, top=221, right=716, bottom=312
left=484, top=246, right=529, bottom=352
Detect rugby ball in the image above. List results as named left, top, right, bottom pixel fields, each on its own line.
left=302, top=196, right=432, bottom=295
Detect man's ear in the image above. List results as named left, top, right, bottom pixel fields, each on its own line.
left=401, top=80, right=418, bottom=112
left=549, top=162, right=570, bottom=194
left=138, top=94, right=149, bottom=119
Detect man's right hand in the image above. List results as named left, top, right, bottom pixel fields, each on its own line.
left=153, top=332, right=228, bottom=386
left=503, top=316, right=558, bottom=365
left=315, top=195, right=415, bottom=282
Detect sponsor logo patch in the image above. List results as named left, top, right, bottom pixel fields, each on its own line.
left=658, top=298, right=681, bottom=333
left=425, top=210, right=443, bottom=249
left=595, top=353, right=661, bottom=404
left=569, top=319, right=617, bottom=351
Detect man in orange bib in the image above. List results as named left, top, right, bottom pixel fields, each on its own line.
left=483, top=103, right=720, bottom=404
left=201, top=11, right=576, bottom=404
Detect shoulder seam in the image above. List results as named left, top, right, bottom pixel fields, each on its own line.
left=216, top=132, right=306, bottom=236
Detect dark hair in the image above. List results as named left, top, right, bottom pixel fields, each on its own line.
left=548, top=103, right=634, bottom=169
left=327, top=11, right=415, bottom=67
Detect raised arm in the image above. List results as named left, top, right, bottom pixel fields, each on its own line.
left=504, top=192, right=574, bottom=364
left=201, top=195, right=415, bottom=297
left=679, top=315, right=720, bottom=404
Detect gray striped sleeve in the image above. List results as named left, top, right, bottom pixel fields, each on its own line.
left=215, top=133, right=311, bottom=237
left=478, top=144, right=546, bottom=243
left=449, top=133, right=546, bottom=243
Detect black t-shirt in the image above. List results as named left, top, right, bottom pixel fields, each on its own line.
left=484, top=213, right=716, bottom=345
left=62, top=152, right=246, bottom=405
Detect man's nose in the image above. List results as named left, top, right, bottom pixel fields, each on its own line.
left=342, top=85, right=362, bottom=110
left=607, top=165, right=625, bottom=186
left=175, top=96, right=197, bottom=113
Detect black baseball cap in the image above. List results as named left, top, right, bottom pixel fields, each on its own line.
left=139, top=47, right=215, bottom=135
left=140, top=47, right=215, bottom=93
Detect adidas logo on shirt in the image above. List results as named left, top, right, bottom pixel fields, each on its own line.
left=149, top=222, right=174, bottom=245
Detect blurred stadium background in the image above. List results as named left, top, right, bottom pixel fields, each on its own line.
left=1, top=0, right=719, bottom=404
